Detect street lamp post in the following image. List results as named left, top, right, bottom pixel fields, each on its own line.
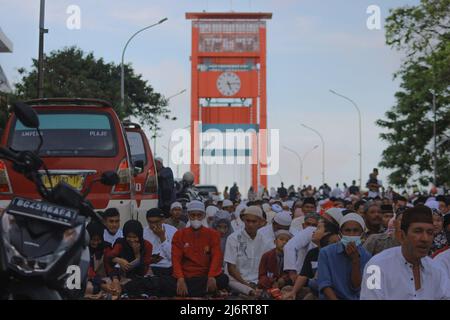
left=283, top=146, right=302, bottom=187
left=431, top=89, right=438, bottom=185
left=121, top=18, right=168, bottom=114
left=37, top=0, right=48, bottom=98
left=329, top=89, right=362, bottom=189
left=284, top=145, right=318, bottom=188
left=176, top=125, right=191, bottom=178
left=302, top=145, right=319, bottom=186
left=301, top=124, right=326, bottom=186
left=155, top=88, right=187, bottom=160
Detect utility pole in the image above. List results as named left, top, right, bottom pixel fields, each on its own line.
left=37, top=0, right=48, bottom=98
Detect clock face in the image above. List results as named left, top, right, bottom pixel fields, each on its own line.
left=216, top=72, right=241, bottom=96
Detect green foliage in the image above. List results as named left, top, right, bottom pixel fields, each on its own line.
left=6, top=46, right=175, bottom=136
left=378, top=0, right=450, bottom=187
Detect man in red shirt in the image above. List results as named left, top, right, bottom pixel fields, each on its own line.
left=160, top=200, right=229, bottom=297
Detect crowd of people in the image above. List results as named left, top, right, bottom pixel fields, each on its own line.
left=84, top=168, right=450, bottom=300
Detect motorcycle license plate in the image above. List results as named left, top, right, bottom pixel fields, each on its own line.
left=6, top=197, right=79, bottom=227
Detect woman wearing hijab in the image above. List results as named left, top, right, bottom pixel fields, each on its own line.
left=212, top=210, right=233, bottom=254
left=105, top=220, right=154, bottom=282
left=85, top=221, right=111, bottom=298
left=430, top=209, right=447, bottom=256
left=87, top=221, right=106, bottom=278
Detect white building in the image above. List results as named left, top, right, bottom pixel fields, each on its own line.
left=0, top=28, right=13, bottom=94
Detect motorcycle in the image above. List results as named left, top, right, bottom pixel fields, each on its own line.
left=0, top=102, right=119, bottom=300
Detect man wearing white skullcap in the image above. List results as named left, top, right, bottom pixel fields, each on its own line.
left=323, top=208, right=345, bottom=226
left=224, top=206, right=273, bottom=296
left=258, top=211, right=292, bottom=247
left=271, top=204, right=283, bottom=213
left=206, top=205, right=219, bottom=227
left=163, top=200, right=229, bottom=297
left=165, top=201, right=186, bottom=230
left=186, top=201, right=209, bottom=228
left=317, top=212, right=372, bottom=300
left=222, top=199, right=235, bottom=218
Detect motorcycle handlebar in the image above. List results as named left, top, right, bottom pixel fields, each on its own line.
left=0, top=147, right=21, bottom=164
left=0, top=146, right=101, bottom=222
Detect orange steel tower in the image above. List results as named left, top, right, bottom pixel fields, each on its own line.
left=186, top=12, right=272, bottom=190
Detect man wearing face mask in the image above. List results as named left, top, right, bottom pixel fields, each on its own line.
left=317, top=212, right=372, bottom=300
left=160, top=200, right=229, bottom=297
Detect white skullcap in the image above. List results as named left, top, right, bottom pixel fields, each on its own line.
left=325, top=208, right=345, bottom=224
left=273, top=211, right=293, bottom=227
left=206, top=205, right=219, bottom=218
left=241, top=206, right=264, bottom=220
left=223, top=199, right=234, bottom=208
left=272, top=204, right=283, bottom=213
left=187, top=200, right=205, bottom=213
left=339, top=212, right=366, bottom=231
left=425, top=199, right=440, bottom=211
left=275, top=230, right=293, bottom=239
left=170, top=202, right=182, bottom=210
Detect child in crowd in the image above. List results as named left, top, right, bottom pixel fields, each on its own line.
left=258, top=230, right=293, bottom=294
left=282, top=219, right=340, bottom=300
left=212, top=210, right=233, bottom=255
left=102, top=208, right=123, bottom=246
left=84, top=221, right=120, bottom=299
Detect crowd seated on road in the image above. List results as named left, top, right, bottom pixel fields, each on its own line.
left=84, top=174, right=450, bottom=300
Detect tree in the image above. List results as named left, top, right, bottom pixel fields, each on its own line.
left=6, top=46, right=175, bottom=136
left=377, top=0, right=450, bottom=188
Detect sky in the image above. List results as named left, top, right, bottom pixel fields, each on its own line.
left=0, top=0, right=420, bottom=193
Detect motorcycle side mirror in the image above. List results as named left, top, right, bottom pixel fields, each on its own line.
left=13, top=102, right=40, bottom=128
left=101, top=171, right=119, bottom=186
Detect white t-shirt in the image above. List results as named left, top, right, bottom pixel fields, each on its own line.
left=361, top=246, right=450, bottom=300
left=224, top=229, right=273, bottom=284
left=103, top=229, right=123, bottom=246
left=283, top=226, right=317, bottom=273
left=257, top=224, right=276, bottom=248
left=143, top=223, right=178, bottom=268
left=289, top=217, right=304, bottom=236
left=434, top=249, right=450, bottom=279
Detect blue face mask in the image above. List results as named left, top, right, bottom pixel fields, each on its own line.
left=341, top=235, right=362, bottom=247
